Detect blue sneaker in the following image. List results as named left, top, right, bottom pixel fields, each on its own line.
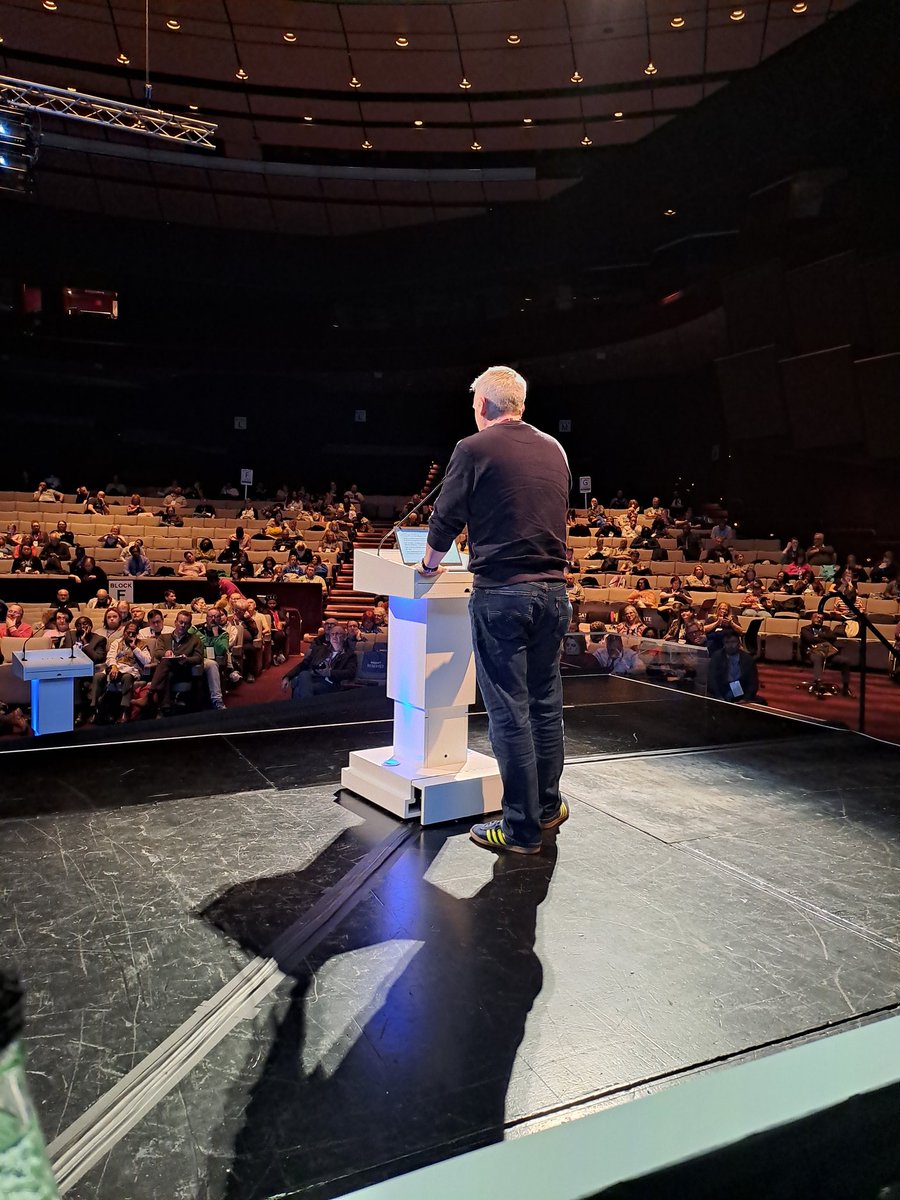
left=469, top=820, right=541, bottom=855
left=540, top=799, right=570, bottom=831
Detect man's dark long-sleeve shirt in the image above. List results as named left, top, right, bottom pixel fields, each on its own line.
left=427, top=420, right=570, bottom=587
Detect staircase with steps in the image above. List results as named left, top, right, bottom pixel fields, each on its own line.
left=324, top=462, right=442, bottom=624
left=324, top=521, right=393, bottom=622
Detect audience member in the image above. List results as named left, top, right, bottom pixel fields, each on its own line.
left=190, top=608, right=230, bottom=711
left=282, top=625, right=357, bottom=700
left=126, top=494, right=145, bottom=515
left=592, top=633, right=644, bottom=675
left=806, top=532, right=837, bottom=567
left=800, top=612, right=851, bottom=696
left=135, top=610, right=204, bottom=713
left=123, top=544, right=152, bottom=577
left=177, top=551, right=207, bottom=579
left=0, top=605, right=33, bottom=638
left=707, top=630, right=759, bottom=703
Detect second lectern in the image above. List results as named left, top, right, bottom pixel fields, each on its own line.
left=341, top=549, right=502, bottom=825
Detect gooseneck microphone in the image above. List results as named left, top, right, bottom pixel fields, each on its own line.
left=377, top=474, right=446, bottom=556
left=19, top=631, right=40, bottom=661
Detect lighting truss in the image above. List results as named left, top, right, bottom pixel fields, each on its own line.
left=0, top=75, right=217, bottom=148
left=0, top=104, right=37, bottom=193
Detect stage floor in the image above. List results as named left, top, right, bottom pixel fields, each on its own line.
left=2, top=677, right=899, bottom=1198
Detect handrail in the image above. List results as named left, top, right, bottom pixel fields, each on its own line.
left=817, top=590, right=899, bottom=733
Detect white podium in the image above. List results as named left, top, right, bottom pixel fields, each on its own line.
left=12, top=648, right=94, bottom=736
left=340, top=550, right=503, bottom=825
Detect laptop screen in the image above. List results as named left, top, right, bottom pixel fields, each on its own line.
left=394, top=527, right=464, bottom=568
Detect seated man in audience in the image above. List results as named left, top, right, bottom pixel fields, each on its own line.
left=592, top=632, right=644, bottom=675
left=70, top=615, right=108, bottom=723
left=0, top=604, right=33, bottom=638
left=724, top=552, right=750, bottom=591
left=631, top=527, right=666, bottom=559
left=281, top=625, right=357, bottom=700
left=665, top=605, right=707, bottom=646
left=707, top=630, right=759, bottom=703
left=123, top=543, right=152, bottom=577
left=135, top=610, right=204, bottom=713
left=159, top=588, right=179, bottom=610
left=177, top=550, right=207, bottom=579
left=39, top=532, right=71, bottom=573
left=85, top=491, right=110, bottom=516
left=738, top=579, right=773, bottom=616
left=280, top=552, right=305, bottom=580
left=139, top=608, right=174, bottom=646
left=806, top=532, right=837, bottom=567
left=33, top=481, right=63, bottom=503
left=53, top=520, right=74, bottom=547
left=157, top=504, right=184, bottom=527
left=98, top=526, right=127, bottom=552
left=800, top=612, right=851, bottom=696
left=608, top=558, right=635, bottom=588
left=345, top=618, right=370, bottom=652
left=98, top=619, right=151, bottom=720
left=298, top=563, right=328, bottom=593
left=86, top=588, right=112, bottom=610
left=704, top=537, right=733, bottom=564
left=710, top=515, right=734, bottom=542
left=620, top=500, right=641, bottom=537
left=644, top=497, right=668, bottom=523
left=565, top=567, right=585, bottom=617
left=190, top=607, right=231, bottom=711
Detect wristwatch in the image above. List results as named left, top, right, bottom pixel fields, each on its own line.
left=419, top=559, right=439, bottom=574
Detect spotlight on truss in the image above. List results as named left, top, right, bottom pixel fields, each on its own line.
left=0, top=105, right=37, bottom=193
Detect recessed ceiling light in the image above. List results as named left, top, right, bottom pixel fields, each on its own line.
left=165, top=18, right=180, bottom=30
left=67, top=85, right=76, bottom=91
left=670, top=16, right=685, bottom=27
left=507, top=33, right=521, bottom=44
left=471, top=140, right=482, bottom=150
left=395, top=36, right=409, bottom=47
left=349, top=76, right=361, bottom=88
left=792, top=1, right=807, bottom=10
left=644, top=61, right=658, bottom=75
left=664, top=208, right=677, bottom=216
left=570, top=70, right=584, bottom=84
left=613, top=111, right=624, bottom=119
left=283, top=32, right=296, bottom=43
left=730, top=8, right=746, bottom=19
left=235, top=67, right=248, bottom=80
left=523, top=117, right=533, bottom=125
left=117, top=51, right=130, bottom=64
left=581, top=135, right=592, bottom=146
left=413, top=119, right=424, bottom=127
left=459, top=76, right=472, bottom=90
left=303, top=114, right=313, bottom=122
left=361, top=139, right=372, bottom=150
left=188, top=104, right=198, bottom=111
left=43, top=0, right=57, bottom=9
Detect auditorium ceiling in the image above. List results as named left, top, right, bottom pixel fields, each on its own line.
left=0, top=0, right=858, bottom=234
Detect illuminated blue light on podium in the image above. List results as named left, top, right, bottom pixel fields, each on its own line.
left=383, top=757, right=400, bottom=767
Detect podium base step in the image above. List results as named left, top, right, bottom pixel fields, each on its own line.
left=341, top=746, right=503, bottom=826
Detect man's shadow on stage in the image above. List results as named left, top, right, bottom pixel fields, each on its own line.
left=199, top=822, right=558, bottom=1200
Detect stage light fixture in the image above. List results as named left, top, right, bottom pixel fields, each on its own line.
left=165, top=18, right=180, bottom=30
left=670, top=16, right=686, bottom=27
left=459, top=77, right=472, bottom=89
left=581, top=134, right=592, bottom=146
left=663, top=208, right=677, bottom=216
left=43, top=1, right=57, bottom=10
left=188, top=104, right=198, bottom=111
left=116, top=52, right=129, bottom=65
left=730, top=8, right=746, bottom=19
left=523, top=117, right=533, bottom=125
left=413, top=119, right=424, bottom=127
left=613, top=110, right=624, bottom=119
left=395, top=36, right=409, bottom=47
left=507, top=33, right=521, bottom=44
left=303, top=114, right=313, bottom=122
left=570, top=70, right=583, bottom=83
left=349, top=76, right=361, bottom=88
left=644, top=61, right=658, bottom=75
left=283, top=32, right=297, bottom=43
left=792, top=1, right=808, bottom=10
left=471, top=140, right=482, bottom=150
left=361, top=139, right=372, bottom=149
left=235, top=67, right=248, bottom=80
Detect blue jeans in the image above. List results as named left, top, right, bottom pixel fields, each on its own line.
left=470, top=582, right=572, bottom=846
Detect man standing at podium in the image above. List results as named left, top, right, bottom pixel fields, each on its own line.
left=417, top=366, right=572, bottom=854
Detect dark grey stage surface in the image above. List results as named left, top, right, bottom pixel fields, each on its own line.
left=2, top=676, right=899, bottom=1198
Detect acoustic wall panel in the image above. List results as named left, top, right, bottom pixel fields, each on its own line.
left=715, top=345, right=786, bottom=441
left=786, top=251, right=867, bottom=354
left=855, top=352, right=900, bottom=460
left=780, top=345, right=861, bottom=449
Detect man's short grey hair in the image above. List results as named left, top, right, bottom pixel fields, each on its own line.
left=470, top=365, right=527, bottom=421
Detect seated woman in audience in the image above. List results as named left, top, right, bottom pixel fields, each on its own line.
left=310, top=553, right=329, bottom=580
left=194, top=500, right=217, bottom=517
left=0, top=534, right=12, bottom=558
left=127, top=493, right=144, bottom=515
left=238, top=502, right=258, bottom=521
left=738, top=580, right=772, bottom=616
left=665, top=606, right=707, bottom=646
left=360, top=608, right=378, bottom=634
left=100, top=607, right=124, bottom=645
left=841, top=554, right=868, bottom=583
left=870, top=550, right=897, bottom=583
left=627, top=577, right=659, bottom=608
left=683, top=563, right=714, bottom=591
left=616, top=604, right=648, bottom=639
left=70, top=555, right=108, bottom=600
left=658, top=576, right=691, bottom=617
left=768, top=570, right=791, bottom=594
left=608, top=559, right=635, bottom=588
left=255, top=556, right=279, bottom=580
left=195, top=537, right=217, bottom=562
left=0, top=604, right=33, bottom=639
left=157, top=504, right=184, bottom=527
left=783, top=550, right=808, bottom=577
left=724, top=552, right=749, bottom=591
left=11, top=535, right=42, bottom=573
left=177, top=550, right=207, bottom=579
left=39, top=533, right=71, bottom=573
left=98, top=525, right=127, bottom=551
left=702, top=602, right=743, bottom=654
